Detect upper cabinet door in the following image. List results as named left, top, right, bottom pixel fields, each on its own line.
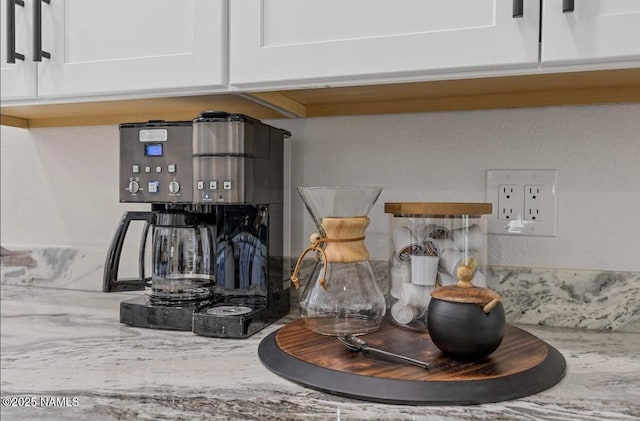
left=36, top=0, right=227, bottom=98
left=0, top=0, right=37, bottom=99
left=541, top=0, right=640, bottom=65
left=230, top=0, right=540, bottom=89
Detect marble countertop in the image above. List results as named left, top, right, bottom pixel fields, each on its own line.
left=1, top=284, right=639, bottom=421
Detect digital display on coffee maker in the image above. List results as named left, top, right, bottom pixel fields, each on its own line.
left=145, top=143, right=163, bottom=157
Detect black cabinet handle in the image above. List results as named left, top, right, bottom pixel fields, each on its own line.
left=33, top=0, right=51, bottom=61
left=512, top=0, right=524, bottom=18
left=563, top=0, right=575, bottom=13
left=6, top=0, right=25, bottom=63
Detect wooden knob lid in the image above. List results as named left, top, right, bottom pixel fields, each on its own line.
left=431, top=285, right=499, bottom=306
left=430, top=258, right=501, bottom=314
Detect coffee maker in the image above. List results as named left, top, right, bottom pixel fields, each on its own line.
left=102, top=112, right=291, bottom=338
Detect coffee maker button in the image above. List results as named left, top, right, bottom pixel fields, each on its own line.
left=155, top=166, right=162, bottom=173
left=144, top=166, right=151, bottom=173
left=128, top=181, right=139, bottom=193
left=209, top=181, right=218, bottom=190
left=197, top=181, right=204, bottom=190
left=168, top=164, right=176, bottom=173
left=223, top=181, right=232, bottom=190
left=168, top=181, right=180, bottom=194
left=132, top=165, right=140, bottom=173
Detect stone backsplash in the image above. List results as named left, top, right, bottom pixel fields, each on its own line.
left=1, top=246, right=638, bottom=332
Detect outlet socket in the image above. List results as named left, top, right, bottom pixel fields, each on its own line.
left=524, top=185, right=544, bottom=221
left=486, top=170, right=558, bottom=236
left=498, top=184, right=520, bottom=221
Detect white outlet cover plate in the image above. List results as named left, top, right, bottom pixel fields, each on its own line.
left=486, top=170, right=558, bottom=237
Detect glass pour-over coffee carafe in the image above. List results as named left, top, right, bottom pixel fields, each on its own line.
left=291, top=186, right=386, bottom=336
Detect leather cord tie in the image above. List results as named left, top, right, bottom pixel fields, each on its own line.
left=290, top=232, right=366, bottom=290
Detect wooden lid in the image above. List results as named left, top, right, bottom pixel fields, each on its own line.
left=384, top=202, right=492, bottom=217
left=431, top=285, right=500, bottom=306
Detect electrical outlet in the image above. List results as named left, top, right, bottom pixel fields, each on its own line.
left=486, top=170, right=558, bottom=236
left=524, top=185, right=544, bottom=221
left=498, top=184, right=519, bottom=221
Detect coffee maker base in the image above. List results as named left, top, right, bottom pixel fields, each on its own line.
left=192, top=305, right=273, bottom=339
left=120, top=295, right=201, bottom=331
left=119, top=295, right=288, bottom=338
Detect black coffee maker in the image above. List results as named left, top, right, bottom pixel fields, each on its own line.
left=103, top=112, right=291, bottom=338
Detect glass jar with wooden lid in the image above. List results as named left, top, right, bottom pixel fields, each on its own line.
left=384, top=202, right=492, bottom=332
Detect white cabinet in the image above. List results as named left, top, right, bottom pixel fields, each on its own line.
left=230, top=0, right=640, bottom=90
left=1, top=0, right=37, bottom=99
left=229, top=0, right=541, bottom=88
left=3, top=0, right=639, bottom=119
left=1, top=0, right=226, bottom=100
left=541, top=0, right=640, bottom=65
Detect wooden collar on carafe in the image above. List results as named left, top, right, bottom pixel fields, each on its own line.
left=290, top=216, right=370, bottom=290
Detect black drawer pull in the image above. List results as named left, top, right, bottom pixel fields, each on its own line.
left=563, top=0, right=575, bottom=13
left=513, top=0, right=524, bottom=18
left=33, top=0, right=51, bottom=61
left=6, top=0, right=25, bottom=63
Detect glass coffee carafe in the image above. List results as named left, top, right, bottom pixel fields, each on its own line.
left=291, top=186, right=386, bottom=336
left=148, top=211, right=215, bottom=304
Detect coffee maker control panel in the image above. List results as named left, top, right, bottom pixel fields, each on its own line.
left=193, top=156, right=251, bottom=204
left=119, top=121, right=193, bottom=203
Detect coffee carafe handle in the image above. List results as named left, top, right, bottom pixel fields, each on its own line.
left=102, top=211, right=156, bottom=292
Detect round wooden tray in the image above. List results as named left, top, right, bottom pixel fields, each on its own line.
left=258, top=319, right=566, bottom=405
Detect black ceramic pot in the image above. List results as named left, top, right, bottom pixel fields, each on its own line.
left=427, top=298, right=505, bottom=360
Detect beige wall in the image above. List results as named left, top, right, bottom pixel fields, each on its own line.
left=2, top=103, right=639, bottom=271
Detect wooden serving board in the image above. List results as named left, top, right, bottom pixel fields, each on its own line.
left=258, top=319, right=566, bottom=405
